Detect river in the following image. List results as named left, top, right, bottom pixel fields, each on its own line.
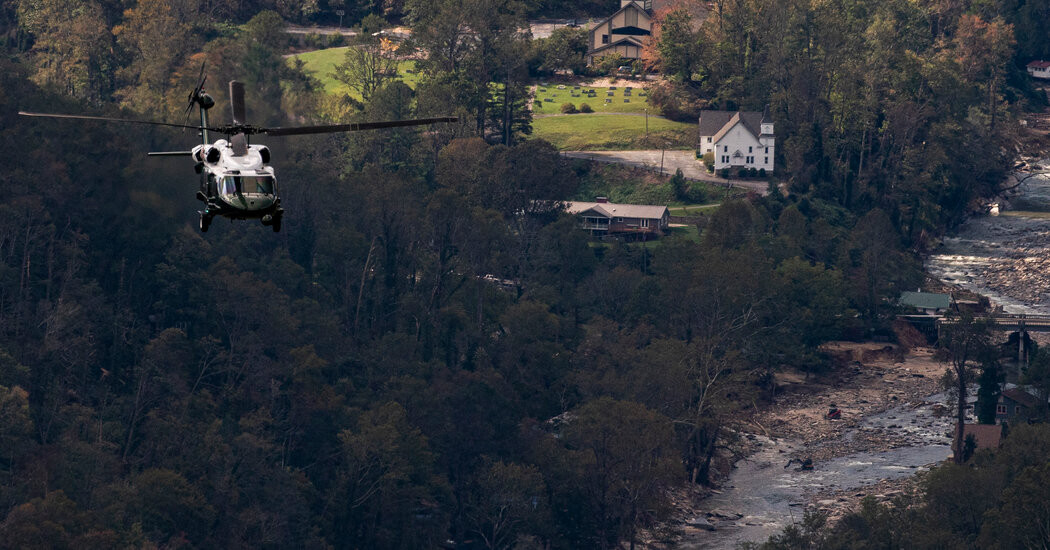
left=927, top=170, right=1050, bottom=315
left=680, top=171, right=1050, bottom=548
left=679, top=395, right=953, bottom=548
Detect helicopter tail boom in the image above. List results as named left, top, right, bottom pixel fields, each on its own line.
left=147, top=151, right=194, bottom=157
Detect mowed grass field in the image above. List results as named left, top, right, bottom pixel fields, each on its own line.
left=667, top=204, right=720, bottom=216
left=291, top=49, right=687, bottom=151
left=531, top=114, right=695, bottom=150
left=532, top=83, right=650, bottom=114
left=289, top=47, right=420, bottom=97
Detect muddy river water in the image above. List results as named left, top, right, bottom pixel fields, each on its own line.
left=682, top=170, right=1050, bottom=548
left=680, top=396, right=953, bottom=548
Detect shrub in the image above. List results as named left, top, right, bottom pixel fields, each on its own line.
left=579, top=103, right=593, bottom=113
left=747, top=167, right=758, bottom=178
left=560, top=102, right=577, bottom=114
left=702, top=152, right=714, bottom=171
left=719, top=168, right=730, bottom=179
left=759, top=168, right=767, bottom=178
left=737, top=167, right=748, bottom=178
left=327, top=33, right=345, bottom=47
left=647, top=81, right=700, bottom=121
left=360, top=13, right=387, bottom=35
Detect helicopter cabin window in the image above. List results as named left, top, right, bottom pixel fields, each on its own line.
left=221, top=175, right=275, bottom=195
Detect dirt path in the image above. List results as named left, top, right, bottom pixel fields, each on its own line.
left=562, top=150, right=770, bottom=194
left=284, top=25, right=358, bottom=36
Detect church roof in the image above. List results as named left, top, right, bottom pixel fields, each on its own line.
left=699, top=110, right=771, bottom=141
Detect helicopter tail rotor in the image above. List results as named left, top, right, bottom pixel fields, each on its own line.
left=184, top=61, right=208, bottom=121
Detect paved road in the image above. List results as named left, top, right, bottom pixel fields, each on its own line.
left=562, top=150, right=770, bottom=195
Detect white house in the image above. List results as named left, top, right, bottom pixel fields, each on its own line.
left=698, top=109, right=774, bottom=172
left=1027, top=60, right=1050, bottom=80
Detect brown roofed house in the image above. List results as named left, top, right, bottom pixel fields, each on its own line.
left=1027, top=60, right=1050, bottom=80
left=955, top=423, right=1003, bottom=454
left=565, top=198, right=669, bottom=239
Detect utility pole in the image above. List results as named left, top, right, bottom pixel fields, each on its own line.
left=645, top=108, right=649, bottom=138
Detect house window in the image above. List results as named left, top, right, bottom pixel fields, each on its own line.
left=748, top=146, right=752, bottom=153
left=765, top=157, right=769, bottom=164
left=1016, top=406, right=1023, bottom=415
left=997, top=404, right=1007, bottom=414
left=640, top=219, right=649, bottom=228
left=707, top=137, right=712, bottom=143
left=765, top=147, right=769, bottom=154
left=723, top=145, right=728, bottom=152
left=602, top=34, right=609, bottom=44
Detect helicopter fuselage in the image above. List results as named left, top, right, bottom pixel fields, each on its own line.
left=193, top=140, right=282, bottom=231
left=19, top=73, right=455, bottom=235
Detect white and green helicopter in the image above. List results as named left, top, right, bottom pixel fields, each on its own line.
left=20, top=67, right=456, bottom=232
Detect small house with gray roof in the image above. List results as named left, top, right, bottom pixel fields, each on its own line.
left=565, top=198, right=669, bottom=239
left=898, top=291, right=950, bottom=315
left=698, top=109, right=775, bottom=172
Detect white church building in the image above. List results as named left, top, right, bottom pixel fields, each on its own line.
left=698, top=109, right=774, bottom=172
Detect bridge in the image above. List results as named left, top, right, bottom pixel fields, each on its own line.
left=936, top=313, right=1050, bottom=332
left=899, top=313, right=1050, bottom=369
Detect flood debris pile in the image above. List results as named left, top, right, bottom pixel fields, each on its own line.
left=751, top=346, right=943, bottom=462
left=671, top=344, right=952, bottom=548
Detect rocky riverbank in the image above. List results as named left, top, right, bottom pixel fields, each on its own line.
left=927, top=167, right=1050, bottom=314
left=666, top=343, right=952, bottom=548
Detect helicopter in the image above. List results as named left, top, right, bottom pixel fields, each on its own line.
left=19, top=66, right=456, bottom=233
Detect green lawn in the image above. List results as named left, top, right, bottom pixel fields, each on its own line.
left=288, top=47, right=419, bottom=98
left=533, top=83, right=650, bottom=114
left=531, top=114, right=695, bottom=150
left=665, top=224, right=701, bottom=242
left=667, top=203, right=720, bottom=216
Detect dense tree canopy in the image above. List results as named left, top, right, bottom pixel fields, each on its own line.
left=1, top=0, right=1039, bottom=547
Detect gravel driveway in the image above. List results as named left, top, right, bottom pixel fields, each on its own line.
left=562, top=150, right=771, bottom=195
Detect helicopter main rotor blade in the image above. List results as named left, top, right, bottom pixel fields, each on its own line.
left=262, top=116, right=459, bottom=136
left=19, top=111, right=213, bottom=132
left=229, top=81, right=247, bottom=125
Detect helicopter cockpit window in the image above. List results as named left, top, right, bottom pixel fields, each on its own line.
left=220, top=175, right=275, bottom=196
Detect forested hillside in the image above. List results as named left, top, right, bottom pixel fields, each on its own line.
left=651, top=0, right=1044, bottom=240
left=0, top=0, right=1035, bottom=548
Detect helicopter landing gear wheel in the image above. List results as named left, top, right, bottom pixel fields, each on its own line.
left=199, top=212, right=212, bottom=232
